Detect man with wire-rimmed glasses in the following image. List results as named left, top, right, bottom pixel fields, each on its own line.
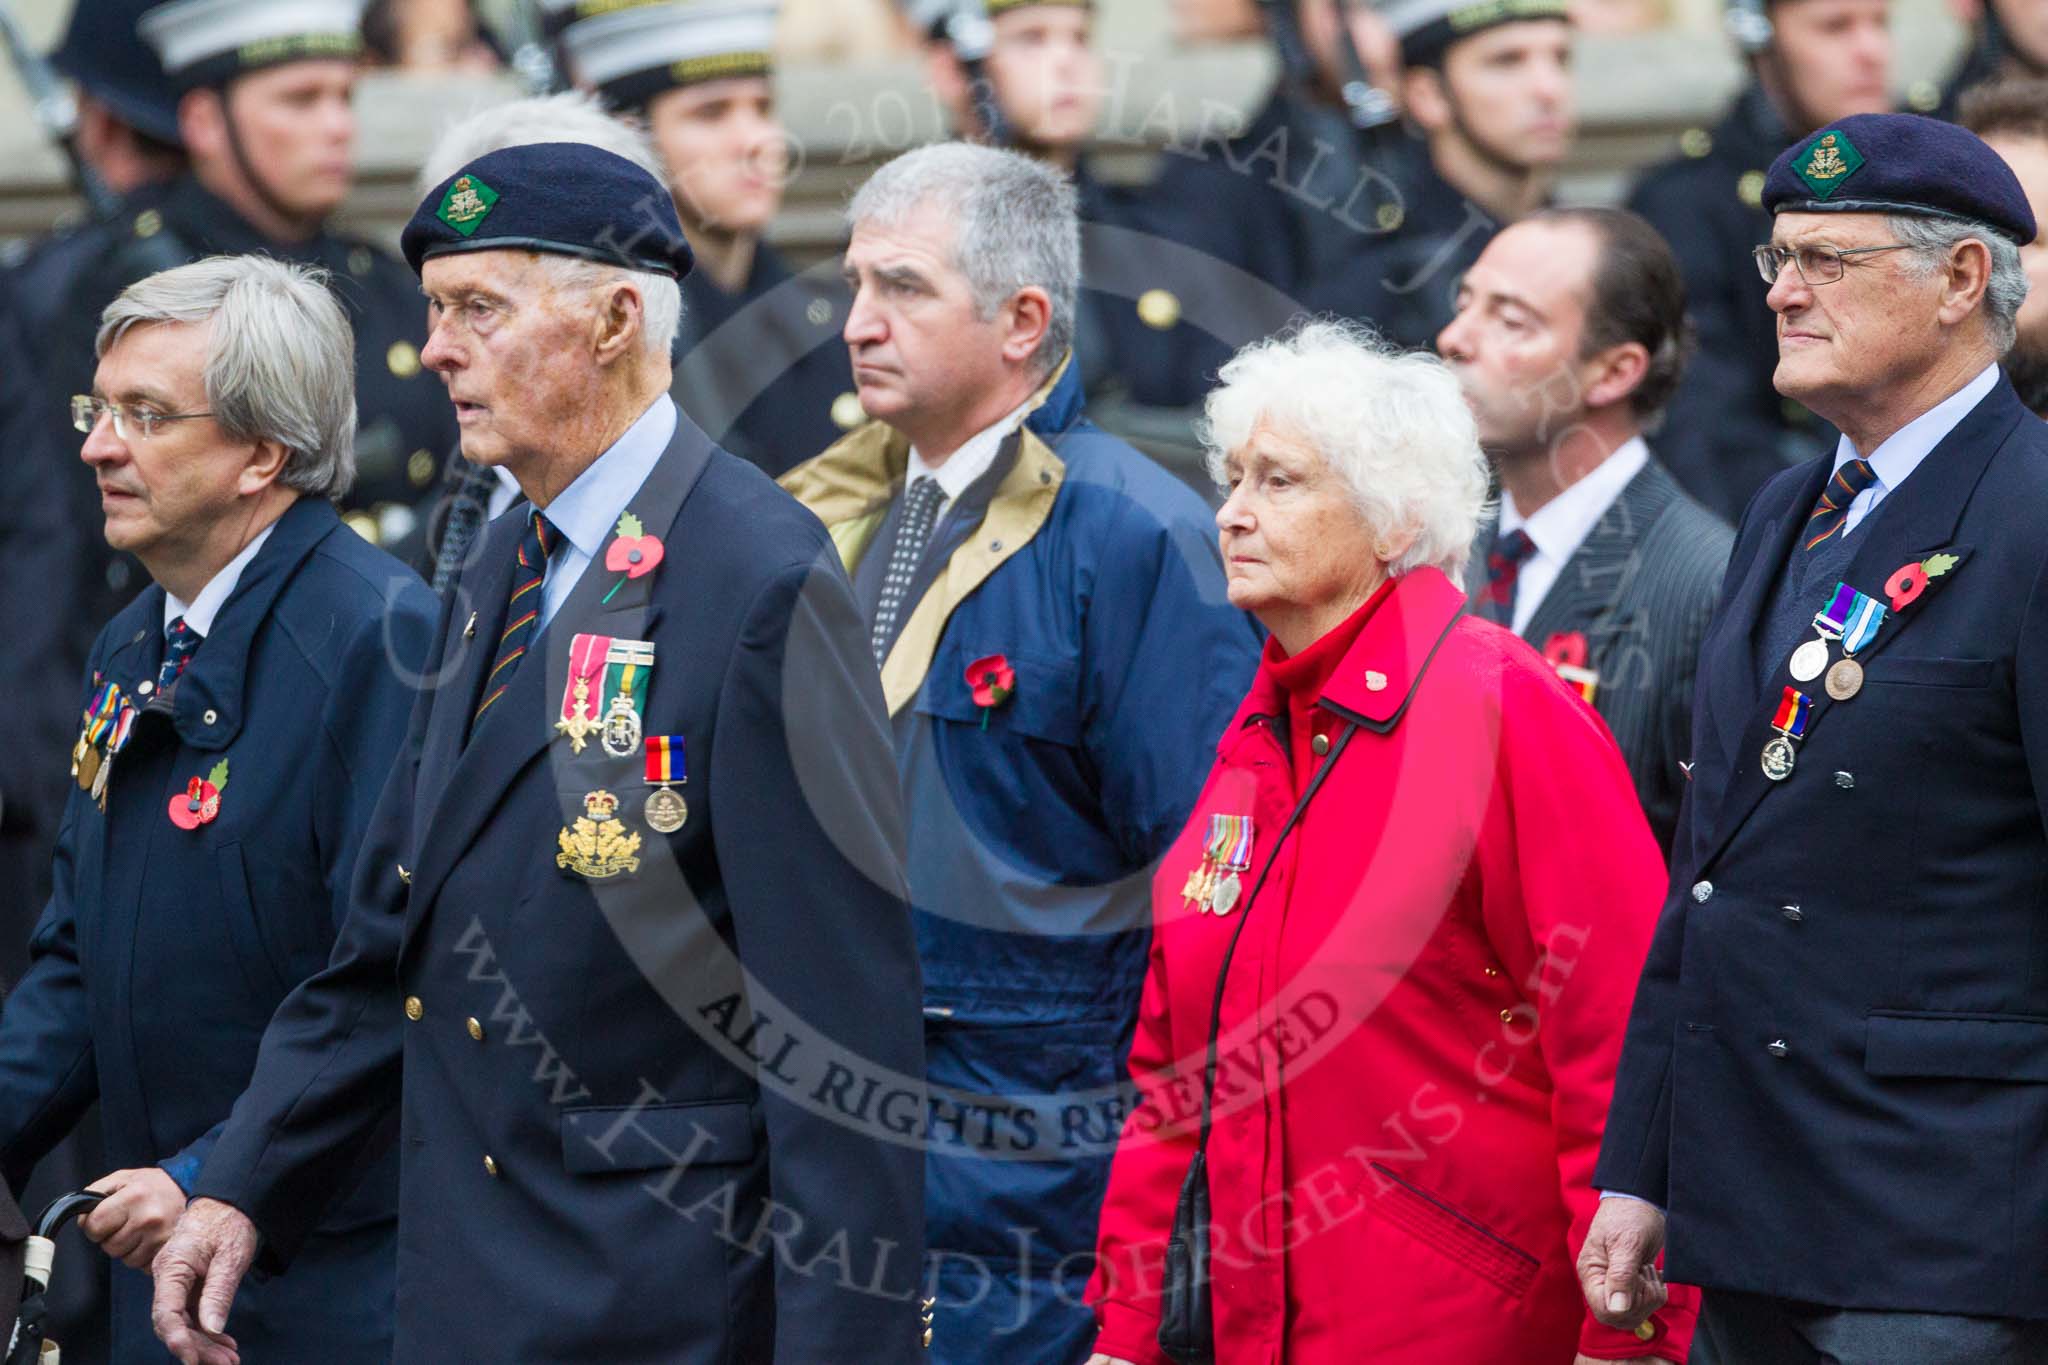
left=1582, top=111, right=2048, bottom=1365
left=0, top=254, right=436, bottom=1364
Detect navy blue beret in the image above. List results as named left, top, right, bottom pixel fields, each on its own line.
left=1764, top=112, right=2037, bottom=245
left=402, top=142, right=693, bottom=281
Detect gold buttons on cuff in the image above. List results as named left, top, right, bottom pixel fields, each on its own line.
left=405, top=996, right=424, bottom=1021
left=1310, top=733, right=1330, bottom=757
left=483, top=1154, right=500, bottom=1177
left=467, top=1017, right=485, bottom=1042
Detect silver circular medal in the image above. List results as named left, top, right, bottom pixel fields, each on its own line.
left=644, top=785, right=688, bottom=833
left=602, top=695, right=643, bottom=758
left=1824, top=657, right=1864, bottom=701
left=1208, top=871, right=1242, bottom=916
left=1788, top=637, right=1829, bottom=683
left=1761, top=735, right=1797, bottom=782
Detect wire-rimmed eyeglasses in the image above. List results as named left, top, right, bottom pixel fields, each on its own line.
left=71, top=395, right=215, bottom=441
left=1752, top=242, right=1918, bottom=286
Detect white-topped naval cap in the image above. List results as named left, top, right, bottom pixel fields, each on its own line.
left=561, top=1, right=778, bottom=95
left=138, top=0, right=367, bottom=78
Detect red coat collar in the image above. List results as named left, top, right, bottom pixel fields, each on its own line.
left=1225, top=566, right=1468, bottom=747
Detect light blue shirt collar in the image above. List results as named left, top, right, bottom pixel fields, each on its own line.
left=164, top=521, right=277, bottom=637
left=1829, top=364, right=2000, bottom=534
left=533, top=394, right=677, bottom=628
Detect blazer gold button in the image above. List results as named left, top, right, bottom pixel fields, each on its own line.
left=1311, top=734, right=1330, bottom=756
left=483, top=1154, right=500, bottom=1177
left=467, top=1017, right=485, bottom=1042
left=405, top=996, right=424, bottom=1021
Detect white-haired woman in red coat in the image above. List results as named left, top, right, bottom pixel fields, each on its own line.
left=1083, top=321, right=1697, bottom=1365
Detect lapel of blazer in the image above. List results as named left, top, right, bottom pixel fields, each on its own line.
left=412, top=509, right=522, bottom=835
left=1696, top=460, right=1827, bottom=776
left=1696, top=381, right=2024, bottom=871
left=404, top=417, right=716, bottom=948
left=1519, top=461, right=1680, bottom=654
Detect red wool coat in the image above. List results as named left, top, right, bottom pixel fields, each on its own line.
left=1087, top=567, right=1697, bottom=1364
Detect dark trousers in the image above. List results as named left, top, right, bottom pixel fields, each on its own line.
left=1694, top=1289, right=2048, bottom=1365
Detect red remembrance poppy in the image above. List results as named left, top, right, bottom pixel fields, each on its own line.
left=1543, top=630, right=1589, bottom=669
left=965, top=655, right=1016, bottom=725
left=1886, top=561, right=1929, bottom=612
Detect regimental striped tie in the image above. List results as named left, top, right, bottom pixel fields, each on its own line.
left=1804, top=458, right=1878, bottom=551
left=158, top=616, right=200, bottom=692
left=475, top=510, right=557, bottom=722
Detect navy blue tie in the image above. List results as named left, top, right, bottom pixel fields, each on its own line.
left=158, top=616, right=201, bottom=692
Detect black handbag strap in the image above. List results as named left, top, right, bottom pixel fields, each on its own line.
left=1192, top=720, right=1359, bottom=1152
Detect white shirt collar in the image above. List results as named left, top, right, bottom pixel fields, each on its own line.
left=1832, top=363, right=2001, bottom=494
left=540, top=395, right=678, bottom=561
left=906, top=394, right=1038, bottom=507
left=163, top=521, right=277, bottom=638
left=1497, top=435, right=1650, bottom=561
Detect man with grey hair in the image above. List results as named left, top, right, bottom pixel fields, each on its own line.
left=0, top=254, right=436, bottom=1363
left=1584, top=113, right=2048, bottom=1362
left=152, top=142, right=926, bottom=1365
left=782, top=141, right=1260, bottom=1365
left=407, top=90, right=671, bottom=592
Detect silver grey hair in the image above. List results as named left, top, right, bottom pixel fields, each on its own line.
left=533, top=255, right=682, bottom=359
left=97, top=255, right=357, bottom=500
left=1201, top=319, right=1490, bottom=579
left=1888, top=213, right=2030, bottom=354
left=419, top=92, right=681, bottom=357
left=416, top=90, right=665, bottom=193
left=848, top=142, right=1079, bottom=377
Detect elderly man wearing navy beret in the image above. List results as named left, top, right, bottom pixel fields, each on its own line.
left=1580, top=112, right=2048, bottom=1363
left=149, top=141, right=930, bottom=1365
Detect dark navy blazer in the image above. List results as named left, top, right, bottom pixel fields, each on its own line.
left=0, top=496, right=435, bottom=1362
left=195, top=418, right=931, bottom=1362
left=1596, top=379, right=2048, bottom=1318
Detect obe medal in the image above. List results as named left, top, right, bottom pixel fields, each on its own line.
left=1824, top=658, right=1864, bottom=701
left=1788, top=637, right=1829, bottom=683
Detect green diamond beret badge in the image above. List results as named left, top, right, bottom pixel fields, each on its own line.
left=437, top=175, right=499, bottom=236
left=1795, top=131, right=1864, bottom=199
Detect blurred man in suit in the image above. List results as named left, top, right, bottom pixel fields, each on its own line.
left=1583, top=113, right=2048, bottom=1363
left=0, top=255, right=436, bottom=1363
left=560, top=1, right=859, bottom=474
left=150, top=141, right=928, bottom=1365
left=1962, top=79, right=2048, bottom=417
left=1629, top=0, right=1894, bottom=521
left=1444, top=207, right=1732, bottom=850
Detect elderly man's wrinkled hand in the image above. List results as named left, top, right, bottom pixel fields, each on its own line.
left=1083, top=1355, right=1138, bottom=1365
left=1577, top=1195, right=1669, bottom=1332
left=151, top=1197, right=259, bottom=1365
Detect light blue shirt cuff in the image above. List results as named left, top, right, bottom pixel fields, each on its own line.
left=1599, top=1189, right=1665, bottom=1214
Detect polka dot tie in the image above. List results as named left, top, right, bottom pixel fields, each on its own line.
left=871, top=477, right=944, bottom=667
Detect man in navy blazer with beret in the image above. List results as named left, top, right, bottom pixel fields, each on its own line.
left=0, top=255, right=435, bottom=1362
left=152, top=143, right=929, bottom=1365
left=1580, top=113, right=2048, bottom=1363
